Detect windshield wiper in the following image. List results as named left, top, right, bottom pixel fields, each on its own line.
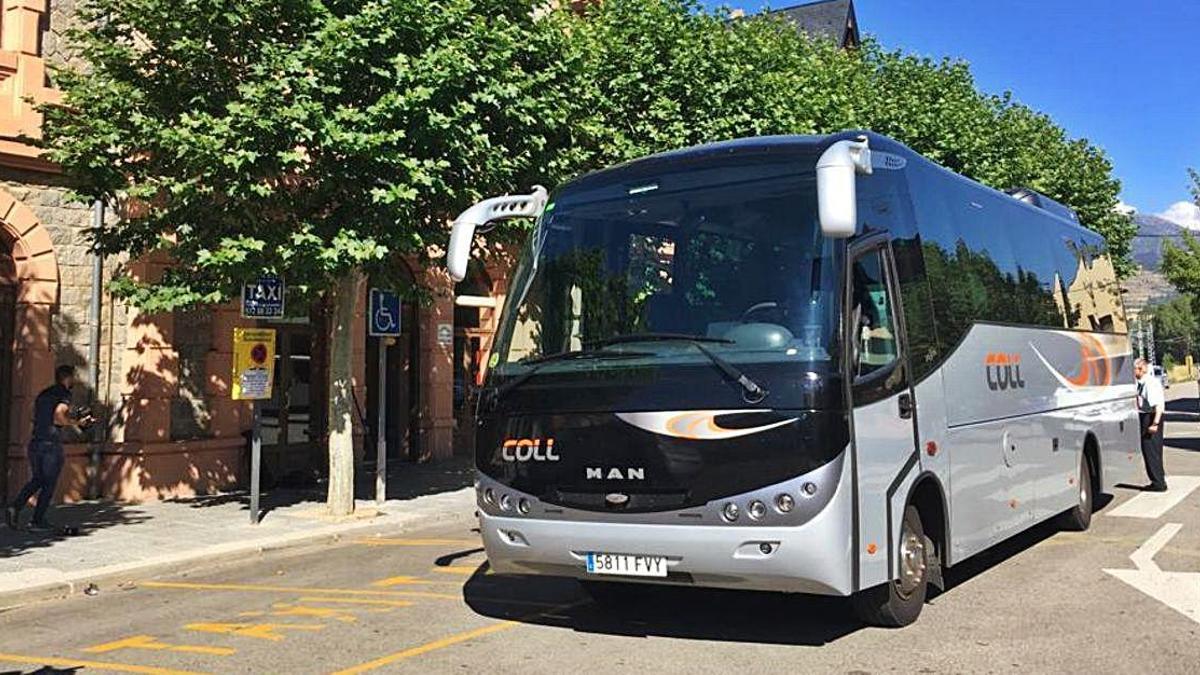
left=494, top=349, right=652, bottom=399
left=589, top=333, right=768, bottom=403
left=588, top=332, right=734, bottom=347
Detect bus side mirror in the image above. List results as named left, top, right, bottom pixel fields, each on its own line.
left=816, top=138, right=872, bottom=239
left=447, top=186, right=549, bottom=282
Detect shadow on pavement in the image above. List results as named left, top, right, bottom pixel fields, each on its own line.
left=461, top=496, right=1119, bottom=646
left=165, top=455, right=475, bottom=520
left=0, top=502, right=150, bottom=560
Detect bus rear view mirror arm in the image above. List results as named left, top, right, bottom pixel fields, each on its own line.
left=816, top=137, right=872, bottom=238
left=446, top=186, right=549, bottom=282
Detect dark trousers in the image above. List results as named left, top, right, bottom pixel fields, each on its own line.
left=1139, top=412, right=1167, bottom=489
left=12, top=441, right=64, bottom=525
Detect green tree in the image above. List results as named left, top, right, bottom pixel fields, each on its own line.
left=1159, top=171, right=1200, bottom=298
left=41, top=0, right=572, bottom=515
left=1146, top=295, right=1199, bottom=364
left=548, top=0, right=1134, bottom=273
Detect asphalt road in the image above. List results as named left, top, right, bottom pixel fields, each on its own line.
left=3, top=388, right=1200, bottom=674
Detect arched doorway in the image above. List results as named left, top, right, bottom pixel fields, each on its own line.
left=0, top=234, right=16, bottom=501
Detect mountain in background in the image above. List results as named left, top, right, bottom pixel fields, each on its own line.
left=1131, top=212, right=1191, bottom=270
left=1124, top=212, right=1191, bottom=314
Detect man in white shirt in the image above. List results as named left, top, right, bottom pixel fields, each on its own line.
left=1134, top=358, right=1168, bottom=492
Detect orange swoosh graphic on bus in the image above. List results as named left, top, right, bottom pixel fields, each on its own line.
left=1032, top=332, right=1121, bottom=390
left=616, top=410, right=797, bottom=440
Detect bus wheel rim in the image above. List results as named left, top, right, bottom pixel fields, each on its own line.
left=897, top=523, right=926, bottom=597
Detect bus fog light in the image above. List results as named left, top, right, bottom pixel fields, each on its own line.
left=748, top=500, right=767, bottom=520
left=483, top=488, right=495, bottom=505
left=517, top=498, right=531, bottom=514
left=775, top=493, right=794, bottom=513
left=499, top=493, right=514, bottom=512
left=759, top=542, right=774, bottom=555
left=722, top=502, right=740, bottom=521
left=801, top=482, right=818, bottom=497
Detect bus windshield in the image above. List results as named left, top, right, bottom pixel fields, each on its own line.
left=489, top=156, right=842, bottom=404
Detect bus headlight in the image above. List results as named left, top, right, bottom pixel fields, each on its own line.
left=775, top=493, right=795, bottom=513
left=722, top=502, right=740, bottom=522
left=483, top=488, right=496, bottom=505
left=517, top=498, right=531, bottom=515
left=747, top=500, right=767, bottom=520
left=801, top=482, right=818, bottom=497
left=499, top=493, right=514, bottom=512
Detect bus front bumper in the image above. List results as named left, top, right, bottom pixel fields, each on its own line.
left=478, top=499, right=854, bottom=596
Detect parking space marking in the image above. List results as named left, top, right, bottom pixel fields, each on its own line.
left=297, top=596, right=414, bottom=608
left=84, top=635, right=236, bottom=657
left=141, top=580, right=462, bottom=601
left=330, top=621, right=520, bottom=674
left=369, top=575, right=464, bottom=588
left=1108, top=476, right=1200, bottom=519
left=0, top=652, right=208, bottom=675
left=330, top=599, right=589, bottom=674
left=185, top=622, right=325, bottom=641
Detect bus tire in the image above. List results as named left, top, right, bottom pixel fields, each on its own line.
left=1058, top=454, right=1093, bottom=532
left=851, top=505, right=928, bottom=627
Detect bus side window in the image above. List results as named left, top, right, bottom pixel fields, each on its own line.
left=850, top=250, right=898, bottom=379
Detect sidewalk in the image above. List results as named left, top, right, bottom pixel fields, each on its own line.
left=0, top=458, right=477, bottom=608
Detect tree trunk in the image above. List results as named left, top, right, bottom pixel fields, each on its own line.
left=326, top=273, right=359, bottom=516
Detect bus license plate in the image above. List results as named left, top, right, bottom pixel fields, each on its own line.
left=585, top=552, right=667, bottom=577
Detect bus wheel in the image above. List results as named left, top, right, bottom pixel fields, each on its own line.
left=1058, top=455, right=1093, bottom=532
left=851, top=505, right=928, bottom=627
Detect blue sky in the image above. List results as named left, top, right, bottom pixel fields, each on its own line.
left=701, top=0, right=1200, bottom=226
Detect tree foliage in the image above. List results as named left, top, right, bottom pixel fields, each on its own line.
left=43, top=0, right=1137, bottom=311
left=42, top=0, right=573, bottom=311
left=546, top=0, right=1135, bottom=274
left=1146, top=294, right=1198, bottom=363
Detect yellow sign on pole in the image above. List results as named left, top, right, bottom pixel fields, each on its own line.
left=232, top=328, right=276, bottom=400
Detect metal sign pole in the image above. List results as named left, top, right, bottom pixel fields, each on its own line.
left=376, top=340, right=387, bottom=505
left=250, top=401, right=262, bottom=524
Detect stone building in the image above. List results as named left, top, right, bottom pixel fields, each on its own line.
left=0, top=0, right=484, bottom=504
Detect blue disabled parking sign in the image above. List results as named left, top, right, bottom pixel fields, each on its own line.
left=369, top=288, right=401, bottom=337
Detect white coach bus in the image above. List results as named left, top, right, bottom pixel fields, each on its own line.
left=446, top=132, right=1143, bottom=626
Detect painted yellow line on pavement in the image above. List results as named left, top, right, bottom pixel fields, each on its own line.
left=331, top=600, right=588, bottom=674
left=369, top=575, right=423, bottom=586
left=298, top=596, right=414, bottom=608
left=141, top=580, right=461, bottom=601
left=0, top=652, right=208, bottom=675
left=84, top=634, right=235, bottom=656
left=330, top=621, right=519, bottom=674
left=355, top=538, right=479, bottom=547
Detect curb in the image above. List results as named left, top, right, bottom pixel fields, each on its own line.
left=0, top=493, right=476, bottom=612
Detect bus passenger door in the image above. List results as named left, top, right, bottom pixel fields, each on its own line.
left=846, top=240, right=921, bottom=590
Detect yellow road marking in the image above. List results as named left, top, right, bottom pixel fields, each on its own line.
left=369, top=575, right=423, bottom=586
left=431, top=565, right=482, bottom=576
left=239, top=603, right=360, bottom=623
left=185, top=622, right=325, bottom=641
left=355, top=538, right=478, bottom=547
left=297, top=596, right=413, bottom=608
left=367, top=574, right=467, bottom=588
left=141, top=580, right=461, bottom=601
left=330, top=621, right=519, bottom=674
left=84, top=635, right=235, bottom=656
left=331, top=599, right=588, bottom=674
left=0, top=652, right=208, bottom=675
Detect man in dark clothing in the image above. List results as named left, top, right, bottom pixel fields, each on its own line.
left=5, top=365, right=93, bottom=532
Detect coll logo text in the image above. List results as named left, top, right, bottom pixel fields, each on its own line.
left=500, top=438, right=559, bottom=462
